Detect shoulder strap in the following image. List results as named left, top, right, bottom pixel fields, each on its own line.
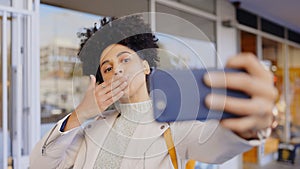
left=164, top=127, right=196, bottom=169
left=185, top=160, right=196, bottom=169
left=164, top=128, right=179, bottom=169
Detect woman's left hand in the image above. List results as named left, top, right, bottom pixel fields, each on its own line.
left=204, top=53, right=278, bottom=139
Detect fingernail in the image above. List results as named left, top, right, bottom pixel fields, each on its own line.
left=205, top=94, right=213, bottom=109
left=203, top=73, right=210, bottom=86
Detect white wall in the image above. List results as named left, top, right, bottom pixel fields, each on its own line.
left=0, top=0, right=10, bottom=6
left=216, top=0, right=238, bottom=68
left=216, top=1, right=242, bottom=169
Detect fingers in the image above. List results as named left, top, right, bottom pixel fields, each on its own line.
left=102, top=90, right=125, bottom=106
left=96, top=88, right=125, bottom=112
left=96, top=76, right=127, bottom=94
left=221, top=114, right=273, bottom=134
left=88, top=75, right=97, bottom=90
left=205, top=94, right=273, bottom=116
left=93, top=76, right=128, bottom=111
left=204, top=72, right=278, bottom=100
left=203, top=53, right=279, bottom=139
left=99, top=80, right=127, bottom=102
left=226, top=53, right=273, bottom=81
left=74, top=74, right=128, bottom=123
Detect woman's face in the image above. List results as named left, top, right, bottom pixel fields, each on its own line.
left=99, top=44, right=150, bottom=103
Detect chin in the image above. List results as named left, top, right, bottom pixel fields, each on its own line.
left=119, top=89, right=139, bottom=102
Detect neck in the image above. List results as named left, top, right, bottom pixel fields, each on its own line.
left=119, top=93, right=150, bottom=103
left=115, top=99, right=153, bottom=122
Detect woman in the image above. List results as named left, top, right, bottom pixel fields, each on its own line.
left=30, top=15, right=278, bottom=169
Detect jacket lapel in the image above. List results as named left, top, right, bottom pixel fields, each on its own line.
left=84, top=110, right=119, bottom=146
left=81, top=110, right=119, bottom=168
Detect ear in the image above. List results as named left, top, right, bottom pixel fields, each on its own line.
left=142, top=60, right=151, bottom=75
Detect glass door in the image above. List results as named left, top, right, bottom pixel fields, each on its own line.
left=1, top=0, right=40, bottom=168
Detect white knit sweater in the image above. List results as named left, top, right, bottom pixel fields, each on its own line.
left=93, top=100, right=153, bottom=169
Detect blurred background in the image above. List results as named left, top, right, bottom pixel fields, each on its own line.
left=0, top=0, right=300, bottom=169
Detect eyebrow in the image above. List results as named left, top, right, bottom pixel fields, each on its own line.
left=100, top=60, right=109, bottom=67
left=100, top=51, right=131, bottom=67
left=116, top=51, right=131, bottom=57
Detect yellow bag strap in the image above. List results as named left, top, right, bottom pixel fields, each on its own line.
left=164, top=127, right=196, bottom=169
left=185, top=160, right=196, bottom=169
left=164, top=128, right=179, bottom=169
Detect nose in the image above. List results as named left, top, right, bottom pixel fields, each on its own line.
left=114, top=67, right=123, bottom=76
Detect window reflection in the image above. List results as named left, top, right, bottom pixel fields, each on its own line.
left=0, top=11, right=12, bottom=166
left=0, top=0, right=11, bottom=7
left=262, top=38, right=285, bottom=137
left=157, top=33, right=216, bottom=69
left=262, top=39, right=300, bottom=142
left=288, top=46, right=300, bottom=136
left=156, top=3, right=216, bottom=42
left=40, top=4, right=100, bottom=127
left=262, top=38, right=283, bottom=94
left=156, top=4, right=217, bottom=68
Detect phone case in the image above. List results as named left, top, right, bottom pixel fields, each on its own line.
left=149, top=68, right=250, bottom=122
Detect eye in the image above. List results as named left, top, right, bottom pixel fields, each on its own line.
left=104, top=67, right=113, bottom=73
left=122, top=58, right=130, bottom=63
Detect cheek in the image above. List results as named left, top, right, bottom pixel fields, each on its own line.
left=102, top=73, right=114, bottom=83
left=123, top=64, right=143, bottom=78
left=126, top=65, right=144, bottom=81
left=126, top=72, right=146, bottom=93
left=130, top=73, right=144, bottom=86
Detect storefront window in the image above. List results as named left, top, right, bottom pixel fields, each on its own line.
left=288, top=46, right=300, bottom=136
left=0, top=0, right=36, bottom=9
left=240, top=31, right=257, bottom=55
left=156, top=3, right=216, bottom=68
left=157, top=3, right=215, bottom=42
left=262, top=38, right=284, bottom=97
left=0, top=11, right=12, bottom=167
left=40, top=4, right=101, bottom=134
left=262, top=38, right=286, bottom=139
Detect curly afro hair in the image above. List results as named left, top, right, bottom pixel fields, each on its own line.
left=77, top=15, right=159, bottom=84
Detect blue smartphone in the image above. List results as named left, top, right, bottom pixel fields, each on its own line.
left=149, top=68, right=250, bottom=122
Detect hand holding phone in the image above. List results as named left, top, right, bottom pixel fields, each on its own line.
left=149, top=68, right=250, bottom=122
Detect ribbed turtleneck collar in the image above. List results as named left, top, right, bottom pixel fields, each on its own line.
left=114, top=100, right=154, bottom=123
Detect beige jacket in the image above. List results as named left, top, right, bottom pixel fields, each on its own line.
left=30, top=110, right=253, bottom=169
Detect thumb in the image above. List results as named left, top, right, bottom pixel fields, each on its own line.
left=88, top=74, right=96, bottom=89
